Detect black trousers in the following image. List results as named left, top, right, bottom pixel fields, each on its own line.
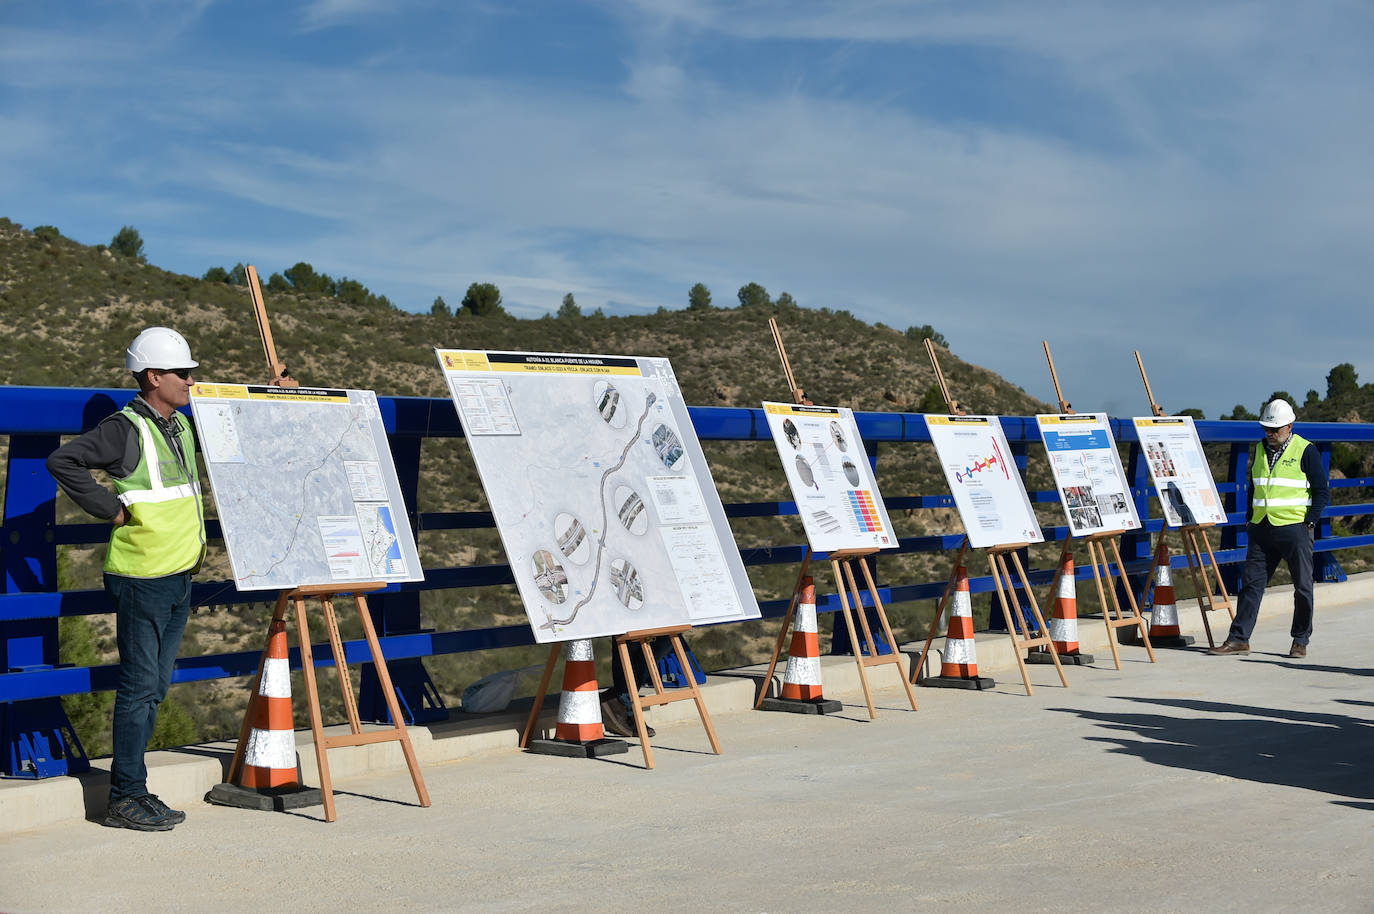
left=1228, top=521, right=1314, bottom=645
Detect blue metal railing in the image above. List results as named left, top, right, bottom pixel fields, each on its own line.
left=4, top=386, right=1373, bottom=774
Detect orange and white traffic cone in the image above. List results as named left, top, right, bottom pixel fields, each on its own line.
left=1147, top=544, right=1194, bottom=648
left=207, top=619, right=321, bottom=811
left=920, top=566, right=994, bottom=690
left=528, top=640, right=629, bottom=758
left=1030, top=551, right=1094, bottom=665
left=762, top=576, right=842, bottom=714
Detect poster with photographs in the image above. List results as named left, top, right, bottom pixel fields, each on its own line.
left=925, top=415, right=1044, bottom=548
left=1132, top=415, right=1226, bottom=527
left=436, top=349, right=760, bottom=643
left=1036, top=413, right=1141, bottom=537
left=762, top=402, right=897, bottom=553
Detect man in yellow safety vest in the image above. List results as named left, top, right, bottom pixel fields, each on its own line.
left=1209, top=399, right=1328, bottom=659
left=47, top=327, right=205, bottom=831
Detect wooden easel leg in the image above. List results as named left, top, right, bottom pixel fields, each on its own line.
left=321, top=594, right=362, bottom=733
left=854, top=557, right=918, bottom=710
left=1087, top=541, right=1124, bottom=671
left=832, top=558, right=876, bottom=718
left=755, top=550, right=813, bottom=709
left=1007, top=550, right=1067, bottom=687
left=1107, top=539, right=1155, bottom=662
left=670, top=634, right=722, bottom=754
left=293, top=594, right=335, bottom=822
left=520, top=643, right=561, bottom=748
left=228, top=593, right=288, bottom=784
left=617, top=638, right=653, bottom=769
left=1180, top=529, right=1215, bottom=647
left=354, top=594, right=431, bottom=808
left=990, top=552, right=1035, bottom=696
left=913, top=539, right=969, bottom=683
left=1197, top=528, right=1235, bottom=621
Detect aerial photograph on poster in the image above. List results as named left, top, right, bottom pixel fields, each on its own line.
left=436, top=349, right=760, bottom=643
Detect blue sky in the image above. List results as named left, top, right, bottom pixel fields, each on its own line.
left=3, top=0, right=1372, bottom=418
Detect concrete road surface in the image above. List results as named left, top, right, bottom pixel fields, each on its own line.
left=2, top=598, right=1371, bottom=913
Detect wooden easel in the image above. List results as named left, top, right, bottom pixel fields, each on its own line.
left=224, top=273, right=430, bottom=821
left=616, top=626, right=720, bottom=769
left=913, top=340, right=1069, bottom=695
left=1041, top=343, right=1155, bottom=669
left=228, top=585, right=431, bottom=821
left=753, top=319, right=919, bottom=718
left=1134, top=351, right=1235, bottom=647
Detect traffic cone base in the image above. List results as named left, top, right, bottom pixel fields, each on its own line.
left=919, top=565, right=995, bottom=690
left=529, top=639, right=630, bottom=758
left=1148, top=544, right=1196, bottom=649
left=208, top=619, right=322, bottom=811
left=1027, top=646, right=1093, bottom=666
left=763, top=577, right=841, bottom=714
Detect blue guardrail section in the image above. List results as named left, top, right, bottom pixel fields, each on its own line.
left=4, top=385, right=1373, bottom=776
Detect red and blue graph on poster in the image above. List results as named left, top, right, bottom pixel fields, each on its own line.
left=847, top=490, right=884, bottom=533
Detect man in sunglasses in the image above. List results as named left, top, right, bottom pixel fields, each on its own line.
left=48, top=327, right=206, bottom=831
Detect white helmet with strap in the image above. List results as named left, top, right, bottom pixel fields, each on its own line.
left=126, top=327, right=198, bottom=372
left=1258, top=398, right=1296, bottom=429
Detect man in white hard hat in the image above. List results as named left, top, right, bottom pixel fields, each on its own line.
left=1209, top=398, right=1328, bottom=658
left=47, top=327, right=206, bottom=831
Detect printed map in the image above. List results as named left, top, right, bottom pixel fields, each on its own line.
left=189, top=384, right=423, bottom=591
left=437, top=350, right=760, bottom=643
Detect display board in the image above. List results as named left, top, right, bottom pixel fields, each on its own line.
left=924, top=415, right=1044, bottom=548
left=762, top=402, right=897, bottom=553
left=1036, top=413, right=1141, bottom=537
left=1132, top=415, right=1227, bottom=527
left=437, top=349, right=761, bottom=643
left=189, top=384, right=424, bottom=591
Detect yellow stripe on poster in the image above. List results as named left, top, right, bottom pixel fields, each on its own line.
left=191, top=383, right=250, bottom=400
left=925, top=415, right=991, bottom=426
left=244, top=386, right=348, bottom=403
left=437, top=350, right=492, bottom=372
left=1134, top=417, right=1186, bottom=427
left=764, top=403, right=841, bottom=417
left=1039, top=414, right=1098, bottom=425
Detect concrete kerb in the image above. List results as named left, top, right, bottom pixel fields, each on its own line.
left=4, top=571, right=1369, bottom=835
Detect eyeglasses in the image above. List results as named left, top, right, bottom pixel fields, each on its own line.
left=160, top=368, right=194, bottom=380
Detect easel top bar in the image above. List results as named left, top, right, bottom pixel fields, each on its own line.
left=618, top=624, right=692, bottom=641
left=288, top=583, right=388, bottom=597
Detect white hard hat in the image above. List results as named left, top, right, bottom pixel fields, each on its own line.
left=126, top=327, right=198, bottom=372
left=1259, top=398, right=1296, bottom=428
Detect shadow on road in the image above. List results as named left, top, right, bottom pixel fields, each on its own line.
left=1049, top=696, right=1374, bottom=810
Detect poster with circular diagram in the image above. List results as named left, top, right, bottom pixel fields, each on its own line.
left=762, top=402, right=897, bottom=553
left=437, top=349, right=761, bottom=643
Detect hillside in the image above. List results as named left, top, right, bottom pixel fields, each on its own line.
left=2, top=217, right=1057, bottom=749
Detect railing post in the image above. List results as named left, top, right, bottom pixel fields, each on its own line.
left=1, top=433, right=89, bottom=777
left=1313, top=442, right=1346, bottom=582
left=1221, top=442, right=1250, bottom=594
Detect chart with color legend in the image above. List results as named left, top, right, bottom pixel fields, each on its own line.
left=848, top=490, right=884, bottom=533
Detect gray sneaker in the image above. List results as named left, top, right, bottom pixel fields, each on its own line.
left=140, top=794, right=186, bottom=825
left=102, top=796, right=175, bottom=832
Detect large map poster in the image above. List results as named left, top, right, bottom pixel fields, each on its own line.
left=1132, top=416, right=1226, bottom=527
left=1036, top=413, right=1141, bottom=537
left=437, top=349, right=761, bottom=643
left=189, top=384, right=424, bottom=591
left=762, top=402, right=897, bottom=553
left=925, top=415, right=1044, bottom=548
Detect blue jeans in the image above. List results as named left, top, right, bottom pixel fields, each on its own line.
left=105, top=572, right=191, bottom=802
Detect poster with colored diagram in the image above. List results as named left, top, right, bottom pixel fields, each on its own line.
left=1132, top=415, right=1226, bottom=527
left=1036, top=413, right=1141, bottom=537
left=925, top=414, right=1044, bottom=548
left=762, top=402, right=897, bottom=553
